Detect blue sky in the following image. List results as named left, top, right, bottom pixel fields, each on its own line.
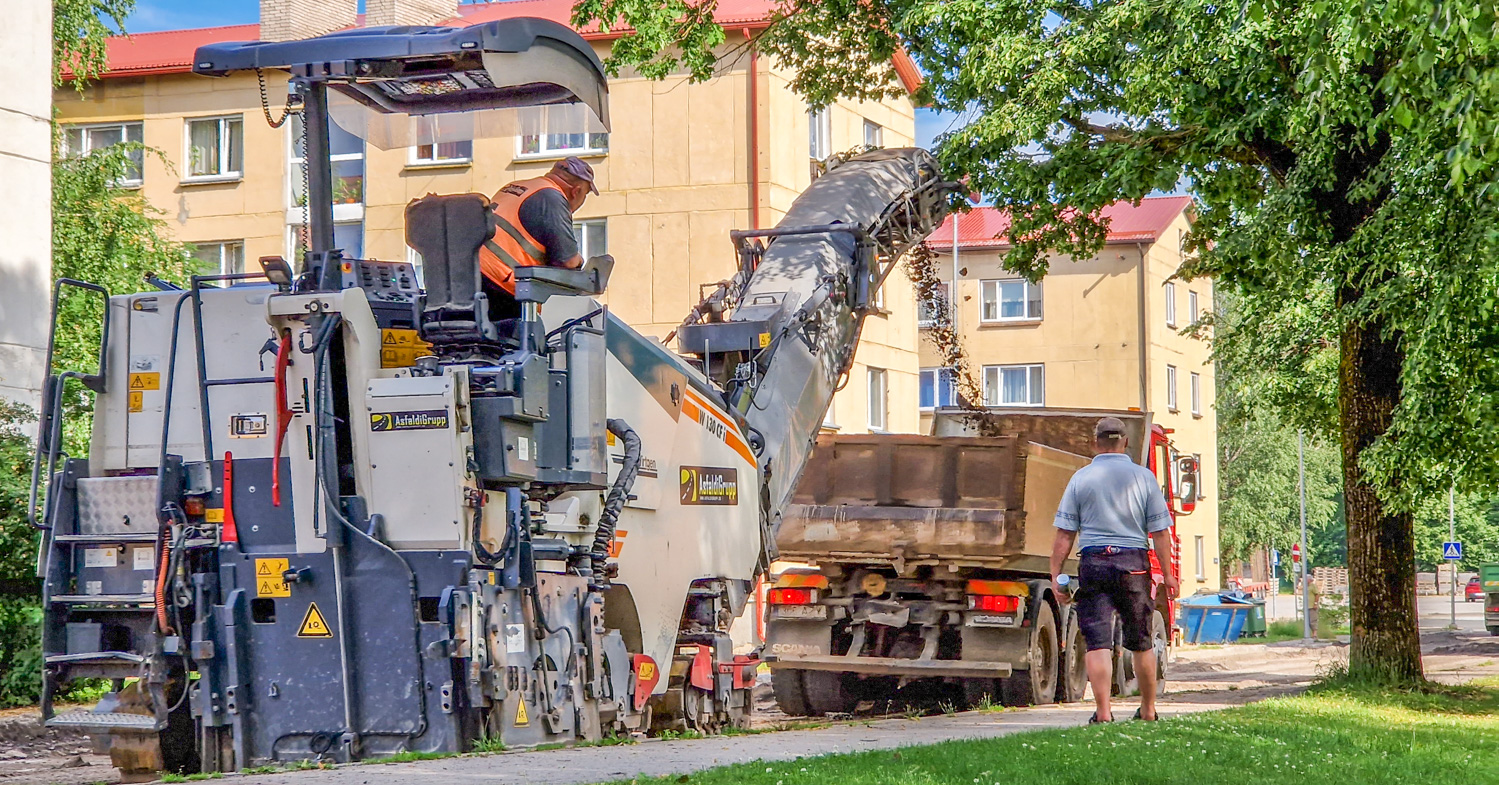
left=124, top=0, right=952, bottom=148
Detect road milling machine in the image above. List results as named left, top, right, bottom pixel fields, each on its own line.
left=26, top=18, right=955, bottom=775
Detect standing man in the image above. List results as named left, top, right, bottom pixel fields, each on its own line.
left=1049, top=417, right=1179, bottom=722
left=479, top=156, right=600, bottom=305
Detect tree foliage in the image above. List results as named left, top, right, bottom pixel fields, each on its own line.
left=576, top=0, right=1499, bottom=681
left=53, top=0, right=131, bottom=89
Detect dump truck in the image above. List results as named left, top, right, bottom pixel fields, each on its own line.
left=765, top=408, right=1198, bottom=713
left=1482, top=563, right=1499, bottom=635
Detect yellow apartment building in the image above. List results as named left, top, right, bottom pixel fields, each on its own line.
left=919, top=198, right=1222, bottom=593
left=54, top=0, right=925, bottom=435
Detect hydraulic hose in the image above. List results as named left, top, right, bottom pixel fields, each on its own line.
left=591, top=419, right=640, bottom=587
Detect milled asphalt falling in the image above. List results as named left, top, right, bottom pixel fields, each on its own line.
left=220, top=695, right=1258, bottom=785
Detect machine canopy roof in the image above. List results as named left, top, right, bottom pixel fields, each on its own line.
left=191, top=18, right=609, bottom=132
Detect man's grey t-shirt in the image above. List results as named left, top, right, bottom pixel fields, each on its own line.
left=1053, top=452, right=1171, bottom=549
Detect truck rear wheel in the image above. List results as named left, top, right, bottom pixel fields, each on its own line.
left=802, top=671, right=856, bottom=716
left=771, top=669, right=810, bottom=716
left=1001, top=601, right=1058, bottom=706
left=1059, top=610, right=1088, bottom=703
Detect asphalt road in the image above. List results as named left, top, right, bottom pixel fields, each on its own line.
left=1417, top=593, right=1489, bottom=632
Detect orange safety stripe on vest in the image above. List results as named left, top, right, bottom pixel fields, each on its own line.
left=480, top=176, right=562, bottom=295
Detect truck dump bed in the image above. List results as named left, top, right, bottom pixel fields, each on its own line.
left=778, top=409, right=1148, bottom=573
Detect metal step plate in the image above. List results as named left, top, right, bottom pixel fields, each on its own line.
left=46, top=712, right=161, bottom=732
left=48, top=594, right=155, bottom=606
left=75, top=475, right=158, bottom=535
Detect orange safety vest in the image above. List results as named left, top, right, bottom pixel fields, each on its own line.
left=479, top=176, right=562, bottom=295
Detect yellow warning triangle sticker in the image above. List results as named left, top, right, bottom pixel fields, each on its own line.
left=513, top=699, right=529, bottom=727
left=258, top=580, right=279, bottom=595
left=383, top=332, right=397, bottom=345
left=257, top=562, right=274, bottom=576
left=130, top=376, right=145, bottom=389
left=297, top=602, right=333, bottom=638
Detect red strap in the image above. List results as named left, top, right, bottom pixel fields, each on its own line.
left=222, top=451, right=238, bottom=544
left=272, top=328, right=294, bottom=507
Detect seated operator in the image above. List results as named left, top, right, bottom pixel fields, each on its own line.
left=479, top=156, right=600, bottom=319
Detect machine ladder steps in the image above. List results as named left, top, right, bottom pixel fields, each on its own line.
left=45, top=712, right=162, bottom=732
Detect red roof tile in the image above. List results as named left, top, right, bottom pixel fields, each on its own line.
left=89, top=23, right=261, bottom=77
left=926, top=196, right=1194, bottom=250
left=452, top=0, right=779, bottom=34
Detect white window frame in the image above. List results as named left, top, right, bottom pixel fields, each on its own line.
left=1193, top=452, right=1205, bottom=500
left=917, top=282, right=949, bottom=328
left=863, top=119, right=883, bottom=148
left=1195, top=536, right=1206, bottom=581
left=287, top=112, right=365, bottom=225
left=1164, top=281, right=1177, bottom=328
left=517, top=105, right=608, bottom=159
left=822, top=401, right=838, bottom=429
left=573, top=218, right=607, bottom=260
left=183, top=115, right=244, bottom=182
left=979, top=278, right=1043, bottom=323
left=982, top=364, right=1045, bottom=407
left=1188, top=289, right=1200, bottom=324
left=190, top=240, right=246, bottom=276
left=867, top=367, right=888, bottom=431
left=809, top=107, right=831, bottom=162
left=1190, top=372, right=1202, bottom=417
left=410, top=139, right=473, bottom=166
left=1166, top=365, right=1178, bottom=412
left=64, top=121, right=145, bottom=187
left=919, top=368, right=957, bottom=411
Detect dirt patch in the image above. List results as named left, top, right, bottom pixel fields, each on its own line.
left=0, top=708, right=115, bottom=784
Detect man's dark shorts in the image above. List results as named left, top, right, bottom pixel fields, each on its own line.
left=1075, top=546, right=1155, bottom=652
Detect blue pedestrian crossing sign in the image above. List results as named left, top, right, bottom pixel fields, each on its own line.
left=1443, top=541, right=1463, bottom=561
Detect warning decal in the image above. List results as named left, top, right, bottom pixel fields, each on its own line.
left=128, top=391, right=144, bottom=413
left=298, top=602, right=333, bottom=638
left=128, top=372, right=160, bottom=391
left=379, top=328, right=433, bottom=368
left=513, top=699, right=530, bottom=727
left=255, top=558, right=290, bottom=598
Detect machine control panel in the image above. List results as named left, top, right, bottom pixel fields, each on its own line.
left=352, top=259, right=421, bottom=302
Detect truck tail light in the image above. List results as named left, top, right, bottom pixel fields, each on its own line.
left=969, top=594, right=1020, bottom=613
left=1488, top=606, right=1499, bottom=614
left=768, top=587, right=817, bottom=605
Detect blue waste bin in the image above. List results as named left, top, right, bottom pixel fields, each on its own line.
left=1178, top=594, right=1252, bottom=644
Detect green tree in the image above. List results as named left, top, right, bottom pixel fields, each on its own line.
left=578, top=0, right=1499, bottom=682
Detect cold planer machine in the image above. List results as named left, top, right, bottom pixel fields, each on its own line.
left=27, top=18, right=955, bottom=776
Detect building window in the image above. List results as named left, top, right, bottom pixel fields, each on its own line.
left=518, top=104, right=608, bottom=157
left=982, top=364, right=1044, bottom=407
left=863, top=120, right=883, bottom=148
left=809, top=107, right=831, bottom=162
left=979, top=279, right=1043, bottom=322
left=412, top=140, right=473, bottom=165
left=289, top=113, right=365, bottom=210
left=1188, top=290, right=1200, bottom=324
left=919, top=368, right=957, bottom=410
left=1164, top=281, right=1177, bottom=327
left=823, top=402, right=838, bottom=429
left=190, top=241, right=246, bottom=276
left=185, top=115, right=244, bottom=179
left=1195, top=536, right=1206, bottom=581
left=290, top=223, right=365, bottom=261
left=917, top=282, right=949, bottom=327
left=63, top=121, right=144, bottom=185
left=574, top=218, right=607, bottom=260
left=1190, top=372, right=1202, bottom=417
left=867, top=367, right=888, bottom=431
left=1166, top=365, right=1178, bottom=411
left=1193, top=453, right=1205, bottom=500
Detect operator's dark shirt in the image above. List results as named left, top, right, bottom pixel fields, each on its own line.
left=515, top=187, right=579, bottom=265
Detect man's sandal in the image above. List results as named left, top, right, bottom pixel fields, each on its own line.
left=1088, top=713, right=1108, bottom=724
left=1133, top=708, right=1159, bottom=721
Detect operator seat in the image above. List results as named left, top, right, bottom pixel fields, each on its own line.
left=405, top=193, right=517, bottom=346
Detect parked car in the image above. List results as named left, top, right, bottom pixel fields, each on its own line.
left=1466, top=576, right=1484, bottom=602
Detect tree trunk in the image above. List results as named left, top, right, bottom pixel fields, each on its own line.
left=1338, top=295, right=1423, bottom=682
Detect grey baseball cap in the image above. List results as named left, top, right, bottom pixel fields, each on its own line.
left=551, top=156, right=599, bottom=195
left=1095, top=416, right=1128, bottom=440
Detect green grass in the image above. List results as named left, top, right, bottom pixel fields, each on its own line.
left=471, top=735, right=507, bottom=753
left=371, top=750, right=455, bottom=764
left=159, top=773, right=222, bottom=782
left=602, top=678, right=1499, bottom=785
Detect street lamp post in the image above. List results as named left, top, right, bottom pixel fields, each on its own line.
left=1299, top=429, right=1310, bottom=640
